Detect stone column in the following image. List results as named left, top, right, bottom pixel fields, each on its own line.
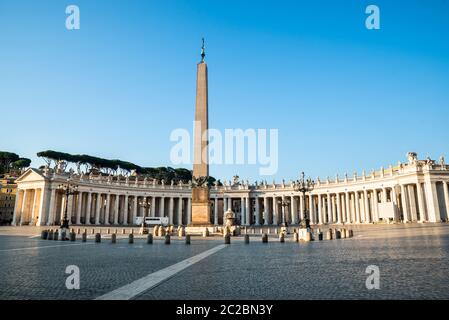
left=67, top=193, right=75, bottom=223
left=132, top=196, right=138, bottom=224
left=443, top=182, right=449, bottom=222
left=95, top=193, right=102, bottom=225
left=263, top=197, right=269, bottom=225
left=123, top=195, right=129, bottom=225
left=76, top=192, right=82, bottom=225
left=214, top=197, right=219, bottom=225
left=224, top=196, right=228, bottom=212
left=317, top=194, right=323, bottom=224
left=382, top=187, right=387, bottom=203
left=354, top=192, right=360, bottom=223
left=18, top=189, right=28, bottom=225
left=391, top=187, right=399, bottom=221
left=291, top=196, right=297, bottom=224
left=177, top=197, right=183, bottom=225
left=105, top=194, right=111, bottom=225
left=255, top=197, right=261, bottom=225
left=373, top=190, right=379, bottom=222
left=114, top=195, right=119, bottom=225
left=408, top=185, right=418, bottom=221
left=168, top=197, right=174, bottom=224
left=159, top=197, right=165, bottom=217
left=400, top=185, right=409, bottom=222
left=425, top=181, right=441, bottom=222
left=86, top=192, right=92, bottom=225
left=187, top=197, right=192, bottom=225
left=308, top=194, right=314, bottom=224
left=363, top=190, right=370, bottom=223
left=151, top=196, right=156, bottom=217
left=299, top=194, right=305, bottom=221
left=46, top=189, right=57, bottom=226
left=246, top=196, right=251, bottom=225
left=327, top=194, right=332, bottom=224
left=336, top=193, right=342, bottom=224
left=272, top=196, right=278, bottom=225
left=344, top=192, right=350, bottom=223
left=416, top=183, right=426, bottom=222
left=240, top=197, right=245, bottom=225
left=30, top=189, right=39, bottom=224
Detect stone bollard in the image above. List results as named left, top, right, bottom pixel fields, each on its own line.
left=185, top=235, right=191, bottom=245
left=279, top=233, right=285, bottom=243
left=318, top=232, right=323, bottom=241
left=128, top=233, right=134, bottom=244
left=95, top=233, right=101, bottom=243
left=178, top=227, right=185, bottom=237
left=48, top=230, right=54, bottom=240
left=70, top=232, right=76, bottom=242
left=244, top=234, right=250, bottom=244
left=153, top=225, right=159, bottom=236
left=262, top=233, right=268, bottom=243
left=164, top=234, right=171, bottom=245
left=305, top=232, right=312, bottom=242
left=326, top=230, right=333, bottom=240
left=41, top=230, right=48, bottom=240
left=293, top=232, right=299, bottom=242
left=224, top=234, right=231, bottom=244
left=82, top=232, right=87, bottom=242
left=61, top=231, right=67, bottom=241
left=158, top=227, right=165, bottom=237
left=111, top=233, right=116, bottom=244
left=335, top=230, right=341, bottom=239
left=53, top=230, right=59, bottom=241
left=147, top=234, right=153, bottom=244
left=203, top=228, right=209, bottom=237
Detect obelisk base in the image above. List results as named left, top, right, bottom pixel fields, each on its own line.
left=190, top=187, right=212, bottom=226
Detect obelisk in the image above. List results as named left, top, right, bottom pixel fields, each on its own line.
left=191, top=38, right=211, bottom=225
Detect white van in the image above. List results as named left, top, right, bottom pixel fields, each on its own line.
left=135, top=216, right=169, bottom=226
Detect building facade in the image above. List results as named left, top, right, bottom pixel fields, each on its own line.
left=0, top=176, right=17, bottom=225
left=11, top=153, right=449, bottom=227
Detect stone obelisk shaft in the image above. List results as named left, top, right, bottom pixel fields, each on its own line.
left=191, top=59, right=211, bottom=225
left=193, top=62, right=209, bottom=178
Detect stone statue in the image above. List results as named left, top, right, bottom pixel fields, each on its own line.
left=440, top=156, right=445, bottom=166
left=407, top=152, right=418, bottom=164
left=232, top=175, right=240, bottom=186
left=161, top=179, right=165, bottom=186
left=192, top=176, right=209, bottom=187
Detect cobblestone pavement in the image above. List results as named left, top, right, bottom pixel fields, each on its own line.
left=1, top=224, right=449, bottom=299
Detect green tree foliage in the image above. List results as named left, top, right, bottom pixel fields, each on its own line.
left=11, top=158, right=32, bottom=169
left=0, top=151, right=29, bottom=174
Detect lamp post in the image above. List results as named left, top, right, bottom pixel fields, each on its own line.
left=58, top=178, right=78, bottom=231
left=139, top=197, right=151, bottom=224
left=294, top=172, right=315, bottom=229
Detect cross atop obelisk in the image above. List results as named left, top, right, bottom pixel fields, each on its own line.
left=191, top=38, right=211, bottom=225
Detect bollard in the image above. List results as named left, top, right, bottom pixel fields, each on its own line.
left=305, top=232, right=312, bottom=242
left=293, top=232, right=299, bottom=242
left=53, top=231, right=59, bottom=241
left=203, top=228, right=209, bottom=237
left=326, top=230, right=333, bottom=240
left=48, top=230, right=54, bottom=240
left=82, top=232, right=87, bottom=242
left=153, top=225, right=159, bottom=236
left=244, top=234, right=250, bottom=244
left=70, top=232, right=76, bottom=241
left=41, top=230, right=48, bottom=240
left=178, top=227, right=185, bottom=237
left=128, top=233, right=134, bottom=244
left=95, top=233, right=101, bottom=243
left=147, top=233, right=153, bottom=244
left=164, top=234, right=171, bottom=244
left=279, top=233, right=285, bottom=243
left=111, top=233, right=116, bottom=244
left=61, top=231, right=66, bottom=241
left=185, top=234, right=191, bottom=245
left=335, top=230, right=341, bottom=239
left=224, top=234, right=231, bottom=244
left=318, top=232, right=323, bottom=241
left=262, top=233, right=268, bottom=243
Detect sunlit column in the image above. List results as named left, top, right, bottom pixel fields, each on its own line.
left=177, top=196, right=183, bottom=225
left=214, top=197, right=219, bottom=225
left=400, top=185, right=409, bottom=222
left=95, top=193, right=101, bottom=225
left=255, top=197, right=261, bottom=225
left=263, top=197, right=269, bottom=225
left=168, top=197, right=174, bottom=224
left=86, top=192, right=92, bottom=225
left=123, top=195, right=129, bottom=225
left=113, top=194, right=119, bottom=224
left=291, top=196, right=297, bottom=224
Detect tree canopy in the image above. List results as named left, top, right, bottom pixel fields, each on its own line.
left=0, top=151, right=30, bottom=174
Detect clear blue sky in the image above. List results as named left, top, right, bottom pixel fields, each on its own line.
left=1, top=0, right=448, bottom=181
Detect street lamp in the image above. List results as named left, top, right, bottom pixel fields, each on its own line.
left=294, top=172, right=315, bottom=229
left=58, top=178, right=78, bottom=231
left=139, top=198, right=151, bottom=224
